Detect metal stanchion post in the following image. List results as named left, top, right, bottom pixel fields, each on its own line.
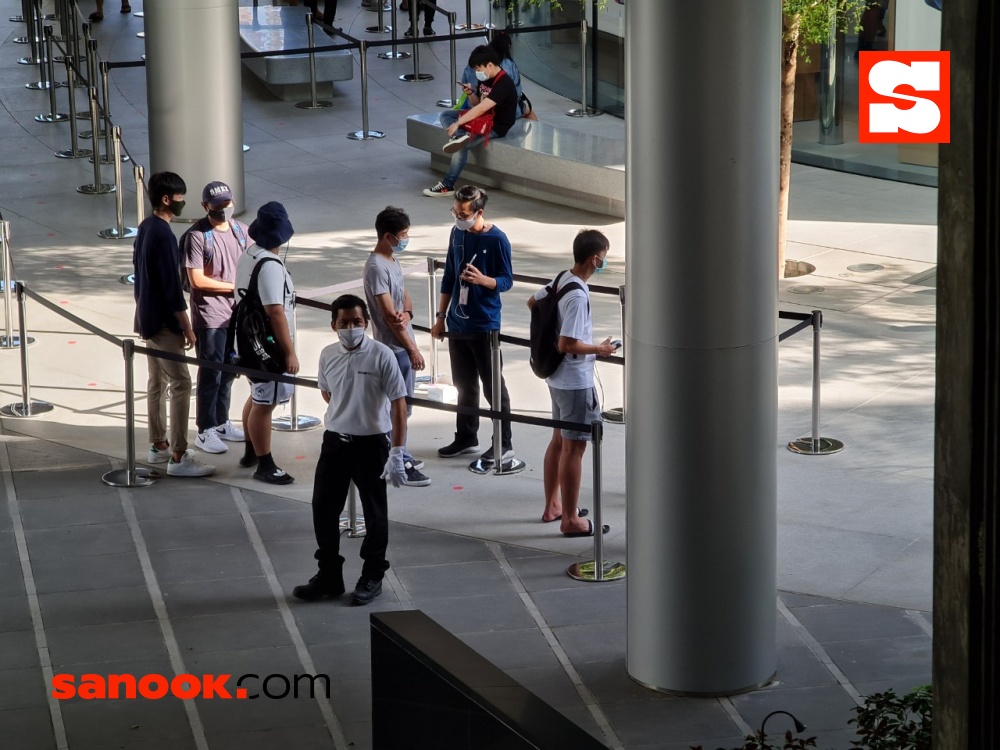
left=273, top=304, right=320, bottom=430
left=378, top=1, right=409, bottom=59
left=99, top=127, right=137, bottom=239
left=426, top=257, right=438, bottom=381
left=455, top=0, right=472, bottom=30
left=78, top=39, right=100, bottom=131
left=102, top=340, right=158, bottom=487
left=77, top=89, right=114, bottom=194
left=366, top=0, right=390, bottom=33
left=602, top=284, right=626, bottom=423
left=96, top=61, right=126, bottom=164
left=788, top=310, right=844, bottom=455
left=469, top=331, right=525, bottom=475
left=339, top=482, right=367, bottom=537
left=10, top=0, right=26, bottom=23
left=36, top=27, right=69, bottom=122
left=26, top=15, right=52, bottom=89
left=55, top=55, right=92, bottom=158
left=0, top=222, right=29, bottom=350
left=69, top=1, right=82, bottom=73
left=119, top=165, right=144, bottom=284
left=568, top=421, right=626, bottom=582
left=566, top=19, right=601, bottom=117
left=1, top=284, right=54, bottom=418
left=347, top=41, right=386, bottom=140
left=399, top=1, right=432, bottom=82
left=16, top=0, right=40, bottom=62
left=436, top=11, right=458, bottom=107
left=296, top=13, right=333, bottom=110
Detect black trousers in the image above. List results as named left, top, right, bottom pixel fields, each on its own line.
left=312, top=432, right=390, bottom=583
left=449, top=333, right=513, bottom=448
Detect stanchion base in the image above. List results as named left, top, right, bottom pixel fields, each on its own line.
left=295, top=100, right=333, bottom=110
left=136, top=31, right=144, bottom=38
left=9, top=14, right=24, bottom=21
left=339, top=515, right=367, bottom=537
left=35, top=113, right=70, bottom=123
left=119, top=274, right=135, bottom=285
left=378, top=51, right=410, bottom=59
left=456, top=23, right=492, bottom=30
left=14, top=38, right=32, bottom=46
left=98, top=226, right=139, bottom=240
left=102, top=467, right=158, bottom=488
left=567, top=560, right=627, bottom=582
left=566, top=107, right=603, bottom=117
left=601, top=407, right=625, bottom=424
left=92, top=153, right=130, bottom=165
left=271, top=414, right=322, bottom=432
left=26, top=81, right=60, bottom=90
left=77, top=183, right=115, bottom=195
left=436, top=98, right=456, bottom=108
left=76, top=112, right=92, bottom=121
left=55, top=148, right=94, bottom=159
left=17, top=56, right=39, bottom=64
left=787, top=437, right=845, bottom=455
left=399, top=73, right=434, bottom=82
left=346, top=130, right=386, bottom=140
left=0, top=400, right=54, bottom=418
left=80, top=129, right=106, bottom=139
left=0, top=335, right=36, bottom=349
left=365, top=24, right=391, bottom=32
left=468, top=457, right=527, bottom=475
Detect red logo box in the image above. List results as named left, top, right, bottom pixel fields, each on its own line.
left=858, top=51, right=950, bottom=143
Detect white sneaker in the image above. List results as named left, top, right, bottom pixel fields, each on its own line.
left=196, top=429, right=228, bottom=454
left=167, top=450, right=217, bottom=477
left=215, top=420, right=245, bottom=442
left=147, top=445, right=170, bottom=464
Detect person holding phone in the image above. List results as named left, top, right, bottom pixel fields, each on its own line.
left=430, top=186, right=516, bottom=465
left=527, top=230, right=616, bottom=537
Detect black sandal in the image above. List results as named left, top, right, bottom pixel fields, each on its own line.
left=88, top=11, right=104, bottom=21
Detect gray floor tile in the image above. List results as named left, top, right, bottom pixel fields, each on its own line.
left=170, top=610, right=295, bottom=655
left=161, top=576, right=277, bottom=619
left=0, top=630, right=40, bottom=670
left=250, top=509, right=316, bottom=543
left=0, top=531, right=18, bottom=565
left=497, top=542, right=563, bottom=560
left=130, top=488, right=239, bottom=520
left=457, top=628, right=562, bottom=671
left=556, top=703, right=612, bottom=743
left=602, top=697, right=740, bottom=747
left=532, top=584, right=626, bottom=628
left=46, top=621, right=169, bottom=667
left=388, top=528, right=495, bottom=566
left=771, top=645, right=840, bottom=689
left=393, top=560, right=515, bottom=601
left=309, top=640, right=372, bottom=683
left=507, top=553, right=597, bottom=593
left=505, top=665, right=583, bottom=709
left=0, top=706, right=56, bottom=750
left=12, top=468, right=114, bottom=500
left=261, top=539, right=319, bottom=576
left=780, top=591, right=841, bottom=609
left=854, top=677, right=933, bottom=698
left=551, top=621, right=626, bottom=665
left=31, top=552, right=145, bottom=594
left=329, top=678, right=372, bottom=719
left=292, top=598, right=399, bottom=645
left=731, top=683, right=861, bottom=733
left=825, top=635, right=932, bottom=686
left=790, top=601, right=927, bottom=644
left=0, top=594, right=32, bottom=633
left=575, top=659, right=674, bottom=705
left=61, top=697, right=195, bottom=747
left=0, top=668, right=48, bottom=711
left=340, top=721, right=373, bottom=750
left=75, top=738, right=200, bottom=750
left=147, top=544, right=264, bottom=584
left=194, top=691, right=327, bottom=735
left=652, top=739, right=748, bottom=750
left=186, top=646, right=305, bottom=682
left=17, top=494, right=125, bottom=530
left=242, top=488, right=310, bottom=513
left=413, top=591, right=537, bottom=634
left=206, top=725, right=339, bottom=750
left=25, top=522, right=135, bottom=559
left=0, top=562, right=26, bottom=598
left=38, top=586, right=155, bottom=628
left=138, top=514, right=252, bottom=551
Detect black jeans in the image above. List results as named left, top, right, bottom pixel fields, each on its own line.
left=194, top=327, right=235, bottom=432
left=311, top=432, right=391, bottom=582
left=401, top=0, right=435, bottom=27
left=449, top=333, right=513, bottom=449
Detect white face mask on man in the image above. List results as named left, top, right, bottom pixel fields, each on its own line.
left=337, top=327, right=365, bottom=349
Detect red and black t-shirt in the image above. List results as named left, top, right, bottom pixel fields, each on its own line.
left=478, top=71, right=518, bottom=137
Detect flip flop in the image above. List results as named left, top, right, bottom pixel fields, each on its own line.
left=542, top=508, right=589, bottom=523
left=121, top=3, right=132, bottom=12
left=562, top=519, right=609, bottom=538
left=89, top=11, right=104, bottom=21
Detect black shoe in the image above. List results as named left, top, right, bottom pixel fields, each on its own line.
left=293, top=574, right=346, bottom=601
left=352, top=576, right=383, bottom=605
left=403, top=26, right=414, bottom=37
left=239, top=454, right=258, bottom=468
left=402, top=461, right=432, bottom=487
left=253, top=465, right=294, bottom=484
left=438, top=439, right=480, bottom=458
left=480, top=446, right=514, bottom=464
left=423, top=26, right=435, bottom=36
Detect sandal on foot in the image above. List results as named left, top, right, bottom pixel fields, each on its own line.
left=89, top=11, right=104, bottom=21
left=562, top=519, right=609, bottom=538
left=542, top=508, right=589, bottom=523
left=121, top=3, right=131, bottom=12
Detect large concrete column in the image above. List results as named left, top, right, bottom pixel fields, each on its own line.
left=625, top=0, right=780, bottom=694
left=144, top=0, right=245, bottom=215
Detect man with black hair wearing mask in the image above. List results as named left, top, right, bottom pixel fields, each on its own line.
left=182, top=181, right=250, bottom=456
left=133, top=171, right=216, bottom=478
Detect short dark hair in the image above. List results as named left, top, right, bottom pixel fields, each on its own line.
left=573, top=229, right=610, bottom=264
left=148, top=172, right=186, bottom=208
left=489, top=32, right=513, bottom=61
left=330, top=294, right=369, bottom=323
left=454, top=185, right=487, bottom=213
left=375, top=206, right=410, bottom=240
left=468, top=45, right=500, bottom=69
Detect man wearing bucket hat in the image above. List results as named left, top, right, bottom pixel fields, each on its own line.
left=234, top=201, right=299, bottom=485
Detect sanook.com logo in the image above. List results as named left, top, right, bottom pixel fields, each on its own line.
left=51, top=672, right=331, bottom=700
left=858, top=51, right=950, bottom=144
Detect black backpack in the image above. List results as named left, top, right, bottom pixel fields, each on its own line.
left=226, top=256, right=287, bottom=375
left=529, top=271, right=586, bottom=379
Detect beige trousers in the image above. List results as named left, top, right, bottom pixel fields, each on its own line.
left=145, top=327, right=192, bottom=453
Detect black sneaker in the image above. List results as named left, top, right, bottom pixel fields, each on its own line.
left=423, top=26, right=435, bottom=36
left=253, top=465, right=294, bottom=485
left=292, top=574, right=345, bottom=601
left=442, top=133, right=471, bottom=154
left=480, top=446, right=514, bottom=464
left=409, top=458, right=425, bottom=471
left=438, top=439, right=480, bottom=458
left=402, top=461, right=431, bottom=487
left=352, top=576, right=383, bottom=605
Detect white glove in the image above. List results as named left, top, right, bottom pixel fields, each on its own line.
left=381, top=446, right=407, bottom=488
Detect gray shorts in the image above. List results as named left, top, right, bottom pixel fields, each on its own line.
left=549, top=386, right=601, bottom=442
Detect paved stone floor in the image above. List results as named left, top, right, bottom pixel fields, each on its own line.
left=0, top=0, right=934, bottom=748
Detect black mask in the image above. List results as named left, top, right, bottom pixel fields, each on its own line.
left=169, top=199, right=186, bottom=217
left=208, top=207, right=225, bottom=222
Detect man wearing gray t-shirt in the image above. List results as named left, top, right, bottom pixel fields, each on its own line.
left=182, top=181, right=250, bottom=456
left=362, top=206, right=431, bottom=487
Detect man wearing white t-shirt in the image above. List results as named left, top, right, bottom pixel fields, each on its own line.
left=529, top=230, right=617, bottom=537
left=234, top=202, right=300, bottom=485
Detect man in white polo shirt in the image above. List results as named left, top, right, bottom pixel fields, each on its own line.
left=293, top=294, right=409, bottom=606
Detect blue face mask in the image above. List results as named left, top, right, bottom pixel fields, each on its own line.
left=475, top=69, right=489, bottom=82
left=393, top=235, right=409, bottom=253
left=595, top=255, right=608, bottom=273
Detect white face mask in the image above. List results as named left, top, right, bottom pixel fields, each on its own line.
left=338, top=327, right=365, bottom=349
left=223, top=204, right=236, bottom=223
left=454, top=211, right=478, bottom=231
left=475, top=69, right=489, bottom=82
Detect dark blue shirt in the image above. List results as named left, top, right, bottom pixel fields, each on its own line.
left=441, top=225, right=513, bottom=333
left=133, top=215, right=187, bottom=340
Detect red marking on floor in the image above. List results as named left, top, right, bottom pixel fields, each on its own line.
left=87, top=382, right=97, bottom=387
left=295, top=455, right=306, bottom=460
left=67, top=341, right=77, bottom=344
left=453, top=485, right=463, bottom=491
left=60, top=300, right=68, bottom=304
